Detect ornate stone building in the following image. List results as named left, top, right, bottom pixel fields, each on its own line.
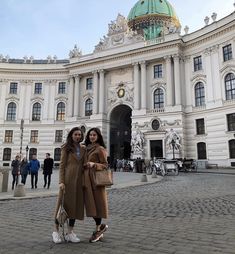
left=0, top=0, right=235, bottom=167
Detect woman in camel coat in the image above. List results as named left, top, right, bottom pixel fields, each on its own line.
left=83, top=127, right=109, bottom=243
left=52, top=127, right=86, bottom=244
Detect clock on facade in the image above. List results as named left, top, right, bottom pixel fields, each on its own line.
left=117, top=88, right=125, bottom=98
left=152, top=119, right=160, bottom=130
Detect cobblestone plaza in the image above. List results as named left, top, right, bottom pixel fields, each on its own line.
left=1, top=173, right=235, bottom=254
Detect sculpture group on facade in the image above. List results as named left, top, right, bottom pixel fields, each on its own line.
left=165, top=128, right=181, bottom=151
left=131, top=129, right=145, bottom=154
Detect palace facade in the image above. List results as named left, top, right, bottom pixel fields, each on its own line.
left=0, top=0, right=235, bottom=167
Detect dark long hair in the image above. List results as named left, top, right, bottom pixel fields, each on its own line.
left=64, top=127, right=84, bottom=152
left=84, top=127, right=106, bottom=148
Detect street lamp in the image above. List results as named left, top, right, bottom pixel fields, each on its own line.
left=171, top=139, right=176, bottom=160
left=25, top=145, right=29, bottom=161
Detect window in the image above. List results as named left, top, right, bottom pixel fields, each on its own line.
left=29, top=148, right=37, bottom=160
left=58, top=82, right=66, bottom=94
left=34, top=83, right=42, bottom=94
left=225, top=73, right=235, bottom=100
left=153, top=88, right=164, bottom=108
left=86, top=78, right=93, bottom=90
left=195, top=82, right=205, bottom=106
left=32, top=102, right=41, bottom=121
left=153, top=64, right=162, bottom=78
left=54, top=148, right=61, bottom=161
left=197, top=142, right=207, bottom=160
left=223, top=44, right=232, bottom=62
left=6, top=102, right=16, bottom=121
left=227, top=113, right=235, bottom=131
left=57, top=102, right=65, bottom=121
left=30, top=130, right=38, bottom=143
left=196, top=118, right=205, bottom=135
left=85, top=98, right=93, bottom=116
left=4, top=130, right=13, bottom=143
left=193, top=56, right=202, bottom=71
left=229, top=140, right=235, bottom=159
left=55, top=130, right=63, bottom=142
left=3, top=148, right=11, bottom=161
left=9, top=82, right=18, bottom=94
left=81, top=126, right=86, bottom=134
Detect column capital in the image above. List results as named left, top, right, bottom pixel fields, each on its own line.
left=132, top=62, right=139, bottom=66
left=92, top=70, right=99, bottom=74
left=172, top=54, right=180, bottom=60
left=139, top=60, right=146, bottom=66
left=164, top=55, right=172, bottom=62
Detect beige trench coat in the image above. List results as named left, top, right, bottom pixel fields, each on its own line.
left=83, top=144, right=109, bottom=219
left=54, top=144, right=85, bottom=220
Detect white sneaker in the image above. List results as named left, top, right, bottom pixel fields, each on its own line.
left=52, top=231, right=62, bottom=244
left=65, top=232, right=80, bottom=243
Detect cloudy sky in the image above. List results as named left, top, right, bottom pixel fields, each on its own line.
left=0, top=0, right=233, bottom=59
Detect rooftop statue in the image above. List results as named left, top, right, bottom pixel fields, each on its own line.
left=69, top=44, right=82, bottom=58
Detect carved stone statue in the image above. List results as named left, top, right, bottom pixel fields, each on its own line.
left=131, top=129, right=145, bottom=153
left=69, top=44, right=82, bottom=58
left=165, top=128, right=181, bottom=151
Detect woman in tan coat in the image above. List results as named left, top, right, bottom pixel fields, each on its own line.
left=52, top=127, right=86, bottom=244
left=84, top=127, right=109, bottom=243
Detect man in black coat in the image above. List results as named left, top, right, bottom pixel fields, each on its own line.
left=43, top=153, right=54, bottom=189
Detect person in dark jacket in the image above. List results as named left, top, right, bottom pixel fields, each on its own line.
left=20, top=157, right=29, bottom=185
left=29, top=154, right=40, bottom=189
left=43, top=153, right=54, bottom=189
left=11, top=155, right=20, bottom=190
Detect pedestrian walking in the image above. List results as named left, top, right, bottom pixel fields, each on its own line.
left=29, top=154, right=40, bottom=189
left=84, top=127, right=109, bottom=243
left=11, top=155, right=20, bottom=190
left=20, top=157, right=29, bottom=185
left=43, top=153, right=54, bottom=189
left=52, top=127, right=86, bottom=244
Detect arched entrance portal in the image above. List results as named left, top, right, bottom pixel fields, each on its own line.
left=109, top=105, right=132, bottom=163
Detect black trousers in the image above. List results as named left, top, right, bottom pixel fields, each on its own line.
left=12, top=174, right=19, bottom=189
left=43, top=174, right=51, bottom=188
left=31, top=172, right=38, bottom=188
left=21, top=174, right=28, bottom=185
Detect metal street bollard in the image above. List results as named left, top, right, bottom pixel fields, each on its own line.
left=141, top=174, right=148, bottom=182
left=13, top=183, right=26, bottom=197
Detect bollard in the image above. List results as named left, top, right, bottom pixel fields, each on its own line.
left=13, top=183, right=26, bottom=197
left=152, top=170, right=158, bottom=178
left=141, top=174, right=148, bottom=182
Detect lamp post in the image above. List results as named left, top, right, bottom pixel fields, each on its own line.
left=25, top=145, right=29, bottom=161
left=20, top=119, right=24, bottom=159
left=171, top=139, right=176, bottom=160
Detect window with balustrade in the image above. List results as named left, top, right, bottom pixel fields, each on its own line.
left=153, top=88, right=164, bottom=108
left=85, top=98, right=93, bottom=116
left=195, top=82, right=205, bottom=107
left=57, top=102, right=65, bottom=120
left=32, top=102, right=41, bottom=121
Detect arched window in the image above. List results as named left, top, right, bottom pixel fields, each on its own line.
left=195, top=82, right=205, bottom=107
left=229, top=139, right=235, bottom=159
left=85, top=98, right=93, bottom=116
left=32, top=102, right=41, bottom=121
left=54, top=148, right=61, bottom=161
left=29, top=148, right=37, bottom=161
left=57, top=102, right=65, bottom=121
left=3, top=148, right=11, bottom=161
left=197, top=142, right=207, bottom=160
left=7, top=102, right=16, bottom=121
left=153, top=88, right=164, bottom=108
left=225, top=73, right=235, bottom=100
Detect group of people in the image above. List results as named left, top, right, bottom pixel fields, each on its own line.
left=11, top=153, right=54, bottom=190
left=52, top=127, right=109, bottom=244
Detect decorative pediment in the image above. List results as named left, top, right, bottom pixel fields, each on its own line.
left=94, top=14, right=144, bottom=53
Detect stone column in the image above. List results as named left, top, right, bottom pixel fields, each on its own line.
left=184, top=56, right=192, bottom=107
left=204, top=48, right=214, bottom=102
left=67, top=76, right=74, bottom=117
left=133, top=63, right=140, bottom=110
left=99, top=70, right=105, bottom=114
left=173, top=55, right=181, bottom=105
left=49, top=80, right=56, bottom=120
left=164, top=56, right=173, bottom=106
left=74, top=75, right=80, bottom=117
left=140, top=61, right=147, bottom=109
left=93, top=71, right=99, bottom=114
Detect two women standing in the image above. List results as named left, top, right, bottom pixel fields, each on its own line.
left=52, top=127, right=109, bottom=244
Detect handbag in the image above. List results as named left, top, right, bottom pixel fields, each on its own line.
left=56, top=190, right=68, bottom=227
left=93, top=169, right=113, bottom=187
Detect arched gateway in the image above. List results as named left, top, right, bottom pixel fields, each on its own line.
left=109, top=105, right=132, bottom=164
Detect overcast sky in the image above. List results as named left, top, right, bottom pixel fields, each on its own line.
left=0, top=0, right=233, bottom=59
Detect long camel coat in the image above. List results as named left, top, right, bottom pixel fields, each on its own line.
left=54, top=144, right=86, bottom=220
left=83, top=143, right=109, bottom=219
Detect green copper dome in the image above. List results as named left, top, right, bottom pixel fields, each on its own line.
left=127, top=0, right=181, bottom=40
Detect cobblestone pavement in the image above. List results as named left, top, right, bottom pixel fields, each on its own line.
left=1, top=173, right=235, bottom=254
